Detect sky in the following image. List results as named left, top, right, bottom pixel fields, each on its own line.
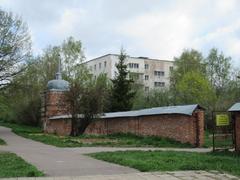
left=0, top=0, right=240, bottom=66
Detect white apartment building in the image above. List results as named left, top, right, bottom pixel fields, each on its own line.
left=84, top=54, right=174, bottom=90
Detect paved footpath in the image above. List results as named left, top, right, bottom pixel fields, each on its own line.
left=0, top=126, right=138, bottom=176
left=1, top=126, right=238, bottom=180
left=0, top=171, right=239, bottom=180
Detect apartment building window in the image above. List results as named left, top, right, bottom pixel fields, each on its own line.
left=169, top=66, right=173, bottom=71
left=145, top=64, right=149, bottom=69
left=154, top=82, right=165, bottom=87
left=99, top=63, right=101, bottom=69
left=145, top=86, right=149, bottom=92
left=128, top=63, right=139, bottom=69
left=154, top=71, right=165, bottom=77
left=129, top=73, right=139, bottom=81
left=145, top=75, right=149, bottom=80
left=94, top=64, right=96, bottom=70
left=104, top=61, right=107, bottom=68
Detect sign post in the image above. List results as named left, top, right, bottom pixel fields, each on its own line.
left=216, top=114, right=230, bottom=126
left=212, top=111, right=233, bottom=152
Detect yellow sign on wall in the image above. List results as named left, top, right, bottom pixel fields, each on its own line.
left=216, top=114, right=230, bottom=126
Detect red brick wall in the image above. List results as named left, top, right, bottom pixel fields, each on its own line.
left=45, top=119, right=71, bottom=136
left=85, top=110, right=205, bottom=147
left=41, top=90, right=205, bottom=147
left=45, top=91, right=69, bottom=117
left=41, top=90, right=70, bottom=134
left=196, top=110, right=205, bottom=147
left=234, top=112, right=240, bottom=151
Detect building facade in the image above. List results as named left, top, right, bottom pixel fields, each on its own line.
left=84, top=54, right=174, bottom=90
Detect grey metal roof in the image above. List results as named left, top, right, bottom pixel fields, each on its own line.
left=47, top=79, right=69, bottom=91
left=49, top=104, right=203, bottom=120
left=102, top=104, right=203, bottom=119
left=228, top=103, right=240, bottom=112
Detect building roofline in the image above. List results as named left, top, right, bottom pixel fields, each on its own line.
left=83, top=54, right=173, bottom=64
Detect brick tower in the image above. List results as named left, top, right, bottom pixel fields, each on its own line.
left=41, top=57, right=70, bottom=134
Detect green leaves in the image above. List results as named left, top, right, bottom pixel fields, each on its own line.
left=176, top=71, right=216, bottom=107
left=0, top=8, right=31, bottom=85
left=205, top=48, right=231, bottom=95
left=110, top=49, right=136, bottom=112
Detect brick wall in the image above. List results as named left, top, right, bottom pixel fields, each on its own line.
left=45, top=119, right=71, bottom=136
left=41, top=90, right=70, bottom=134
left=41, top=89, right=204, bottom=147
left=85, top=110, right=205, bottom=147
left=45, top=91, right=69, bottom=117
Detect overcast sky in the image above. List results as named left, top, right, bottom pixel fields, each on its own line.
left=0, top=0, right=240, bottom=65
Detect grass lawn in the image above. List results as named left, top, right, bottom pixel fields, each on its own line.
left=0, top=121, right=192, bottom=148
left=89, top=150, right=240, bottom=177
left=0, top=152, right=43, bottom=178
left=0, top=138, right=6, bottom=145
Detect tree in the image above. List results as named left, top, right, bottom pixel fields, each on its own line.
left=61, top=36, right=85, bottom=78
left=205, top=48, right=231, bottom=96
left=176, top=71, right=216, bottom=108
left=171, top=49, right=206, bottom=82
left=132, top=88, right=172, bottom=110
left=0, top=8, right=31, bottom=86
left=170, top=49, right=207, bottom=104
left=66, top=70, right=109, bottom=136
left=110, top=49, right=136, bottom=112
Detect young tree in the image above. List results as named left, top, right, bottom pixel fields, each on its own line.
left=110, top=49, right=136, bottom=112
left=205, top=48, right=231, bottom=96
left=61, top=36, right=85, bottom=78
left=176, top=71, right=216, bottom=107
left=66, top=70, right=109, bottom=136
left=0, top=8, right=31, bottom=86
left=170, top=49, right=207, bottom=104
left=171, top=49, right=206, bottom=82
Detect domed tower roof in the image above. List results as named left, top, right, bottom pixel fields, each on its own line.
left=47, top=79, right=69, bottom=91
left=47, top=56, right=69, bottom=91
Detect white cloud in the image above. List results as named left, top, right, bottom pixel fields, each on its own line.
left=118, top=12, right=194, bottom=59
left=51, top=8, right=87, bottom=37
left=116, top=0, right=240, bottom=64
left=0, top=0, right=240, bottom=65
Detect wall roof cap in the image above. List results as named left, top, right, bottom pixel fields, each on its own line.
left=228, top=102, right=240, bottom=112
left=102, top=104, right=204, bottom=119
left=49, top=104, right=204, bottom=120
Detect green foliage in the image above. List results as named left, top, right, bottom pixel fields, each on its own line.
left=170, top=49, right=207, bottom=104
left=206, top=48, right=231, bottom=94
left=66, top=70, right=110, bottom=135
left=132, top=88, right=173, bottom=110
left=0, top=96, right=11, bottom=121
left=0, top=138, right=6, bottom=145
left=0, top=152, right=43, bottom=177
left=110, top=49, right=136, bottom=112
left=90, top=151, right=240, bottom=176
left=1, top=37, right=85, bottom=125
left=61, top=36, right=85, bottom=78
left=176, top=71, right=216, bottom=107
left=171, top=49, right=206, bottom=82
left=0, top=8, right=31, bottom=86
